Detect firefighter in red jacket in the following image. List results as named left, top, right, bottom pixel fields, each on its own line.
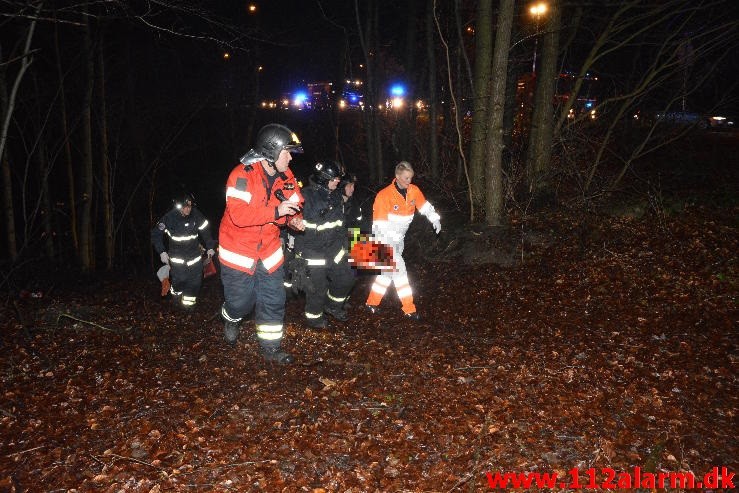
left=219, top=124, right=305, bottom=364
left=365, top=161, right=441, bottom=320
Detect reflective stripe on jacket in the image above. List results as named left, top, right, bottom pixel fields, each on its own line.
left=151, top=207, right=216, bottom=259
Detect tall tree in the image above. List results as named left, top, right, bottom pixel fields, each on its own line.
left=468, top=0, right=493, bottom=206
left=79, top=14, right=95, bottom=271
left=526, top=0, right=560, bottom=196
left=53, top=11, right=79, bottom=257
left=485, top=0, right=516, bottom=226
left=97, top=34, right=113, bottom=269
left=355, top=0, right=383, bottom=184
left=425, top=0, right=439, bottom=179
left=398, top=0, right=419, bottom=161
left=0, top=3, right=40, bottom=262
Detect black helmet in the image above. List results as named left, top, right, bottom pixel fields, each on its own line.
left=253, top=124, right=303, bottom=163
left=313, top=160, right=344, bottom=186
left=173, top=191, right=194, bottom=210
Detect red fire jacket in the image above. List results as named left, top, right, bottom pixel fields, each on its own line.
left=218, top=161, right=304, bottom=274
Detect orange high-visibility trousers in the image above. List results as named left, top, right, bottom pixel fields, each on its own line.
left=365, top=239, right=416, bottom=314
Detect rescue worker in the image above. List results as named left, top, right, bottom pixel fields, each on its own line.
left=151, top=191, right=216, bottom=308
left=340, top=171, right=362, bottom=230
left=218, top=123, right=305, bottom=364
left=365, top=161, right=441, bottom=320
left=292, top=161, right=355, bottom=328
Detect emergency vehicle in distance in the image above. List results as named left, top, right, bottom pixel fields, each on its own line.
left=516, top=70, right=599, bottom=122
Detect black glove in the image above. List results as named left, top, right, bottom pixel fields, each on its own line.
left=287, top=254, right=314, bottom=295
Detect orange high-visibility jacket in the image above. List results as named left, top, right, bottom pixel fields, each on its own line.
left=372, top=179, right=437, bottom=244
left=219, top=161, right=303, bottom=274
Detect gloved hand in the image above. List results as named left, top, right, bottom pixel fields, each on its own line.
left=206, top=248, right=215, bottom=259
left=432, top=219, right=442, bottom=234
left=160, top=252, right=170, bottom=264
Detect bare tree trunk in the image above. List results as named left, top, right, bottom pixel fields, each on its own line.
left=398, top=0, right=418, bottom=161
left=469, top=0, right=493, bottom=206
left=485, top=0, right=516, bottom=226
left=0, top=152, right=16, bottom=261
left=425, top=0, right=439, bottom=179
left=37, top=142, right=54, bottom=259
left=0, top=5, right=40, bottom=262
left=355, top=0, right=382, bottom=184
left=79, top=15, right=95, bottom=271
left=54, top=12, right=79, bottom=256
left=369, top=3, right=383, bottom=182
left=525, top=0, right=560, bottom=196
left=31, top=74, right=55, bottom=259
left=98, top=35, right=113, bottom=269
left=434, top=0, right=472, bottom=219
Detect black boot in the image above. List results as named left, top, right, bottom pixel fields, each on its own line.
left=325, top=305, right=348, bottom=321
left=261, top=346, right=294, bottom=364
left=306, top=316, right=327, bottom=329
left=223, top=319, right=241, bottom=345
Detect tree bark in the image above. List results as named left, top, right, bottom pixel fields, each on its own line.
left=355, top=0, right=383, bottom=184
left=0, top=4, right=40, bottom=262
left=79, top=15, right=95, bottom=271
left=525, top=0, right=560, bottom=196
left=469, top=0, right=493, bottom=206
left=425, top=0, right=439, bottom=179
left=485, top=0, right=516, bottom=226
left=54, top=10, right=79, bottom=256
left=98, top=34, right=114, bottom=270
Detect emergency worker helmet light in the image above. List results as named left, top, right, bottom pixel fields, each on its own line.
left=174, top=191, right=195, bottom=210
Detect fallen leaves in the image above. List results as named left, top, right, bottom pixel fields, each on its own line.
left=1, top=206, right=737, bottom=490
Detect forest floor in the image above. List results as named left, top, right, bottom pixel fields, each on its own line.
left=1, top=130, right=737, bottom=492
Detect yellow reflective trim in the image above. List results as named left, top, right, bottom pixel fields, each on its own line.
left=327, top=292, right=346, bottom=303
left=221, top=306, right=240, bottom=322
left=167, top=232, right=199, bottom=241
left=256, top=324, right=283, bottom=340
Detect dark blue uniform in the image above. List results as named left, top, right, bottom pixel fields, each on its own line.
left=151, top=207, right=216, bottom=306
left=293, top=182, right=355, bottom=326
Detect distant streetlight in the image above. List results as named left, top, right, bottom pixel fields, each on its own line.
left=248, top=4, right=257, bottom=14
left=529, top=2, right=548, bottom=73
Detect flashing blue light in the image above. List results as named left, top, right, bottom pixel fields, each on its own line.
left=585, top=101, right=593, bottom=108
left=293, top=91, right=308, bottom=105
left=390, top=84, right=406, bottom=97
left=349, top=94, right=359, bottom=103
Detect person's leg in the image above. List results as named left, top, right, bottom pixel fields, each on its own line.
left=179, top=259, right=203, bottom=308
left=303, top=263, right=329, bottom=328
left=254, top=262, right=293, bottom=363
left=220, top=264, right=256, bottom=344
left=325, top=255, right=354, bottom=321
left=390, top=241, right=417, bottom=316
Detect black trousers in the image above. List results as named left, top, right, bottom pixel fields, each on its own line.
left=302, top=247, right=354, bottom=321
left=170, top=258, right=203, bottom=304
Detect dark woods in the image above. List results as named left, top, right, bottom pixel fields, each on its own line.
left=0, top=0, right=737, bottom=278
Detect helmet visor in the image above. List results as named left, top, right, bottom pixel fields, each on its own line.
left=283, top=132, right=304, bottom=154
